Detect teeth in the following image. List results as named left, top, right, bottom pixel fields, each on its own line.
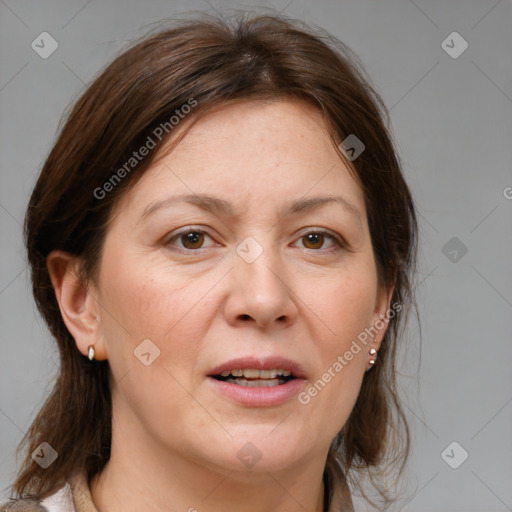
left=218, top=368, right=293, bottom=379
left=243, top=369, right=261, bottom=378
left=225, top=377, right=284, bottom=387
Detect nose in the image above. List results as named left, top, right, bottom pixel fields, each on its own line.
left=223, top=240, right=299, bottom=330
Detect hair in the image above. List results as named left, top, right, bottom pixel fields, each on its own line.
left=8, top=9, right=418, bottom=509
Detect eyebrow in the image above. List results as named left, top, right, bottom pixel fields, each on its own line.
left=139, top=193, right=363, bottom=227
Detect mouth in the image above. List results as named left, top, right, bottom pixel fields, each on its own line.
left=207, top=356, right=306, bottom=407
left=210, top=368, right=296, bottom=387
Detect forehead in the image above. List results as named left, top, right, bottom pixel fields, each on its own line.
left=113, top=99, right=366, bottom=222
left=169, top=98, right=338, bottom=161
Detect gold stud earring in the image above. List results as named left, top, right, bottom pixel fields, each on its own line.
left=87, top=345, right=95, bottom=361
left=369, top=347, right=377, bottom=366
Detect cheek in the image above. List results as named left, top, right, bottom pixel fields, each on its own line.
left=295, top=264, right=377, bottom=430
left=99, top=250, right=181, bottom=334
left=97, top=254, right=216, bottom=442
left=304, top=263, right=377, bottom=348
left=96, top=250, right=223, bottom=371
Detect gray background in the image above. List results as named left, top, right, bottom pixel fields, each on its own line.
left=1, top=0, right=511, bottom=510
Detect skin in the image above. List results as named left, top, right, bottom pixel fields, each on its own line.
left=48, top=99, right=394, bottom=512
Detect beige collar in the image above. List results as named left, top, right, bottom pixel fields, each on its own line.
left=68, top=471, right=98, bottom=512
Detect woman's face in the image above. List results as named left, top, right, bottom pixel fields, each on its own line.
left=85, top=99, right=392, bottom=474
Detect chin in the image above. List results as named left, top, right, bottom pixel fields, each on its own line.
left=199, top=426, right=317, bottom=475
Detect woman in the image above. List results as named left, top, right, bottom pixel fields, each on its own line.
left=1, top=11, right=418, bottom=512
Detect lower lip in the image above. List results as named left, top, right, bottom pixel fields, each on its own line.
left=207, top=376, right=306, bottom=407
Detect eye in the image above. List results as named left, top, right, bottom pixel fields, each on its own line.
left=164, top=227, right=345, bottom=253
left=293, top=230, right=344, bottom=251
left=165, top=228, right=215, bottom=251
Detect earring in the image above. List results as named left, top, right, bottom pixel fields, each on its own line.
left=369, top=347, right=377, bottom=366
left=87, top=345, right=95, bottom=361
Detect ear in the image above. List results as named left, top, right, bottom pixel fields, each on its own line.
left=46, top=250, right=107, bottom=360
left=371, top=268, right=397, bottom=352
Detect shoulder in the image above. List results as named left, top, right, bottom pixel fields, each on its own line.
left=0, top=483, right=74, bottom=512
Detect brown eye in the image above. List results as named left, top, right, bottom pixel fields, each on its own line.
left=166, top=229, right=214, bottom=251
left=302, top=232, right=325, bottom=249
left=180, top=231, right=205, bottom=249
left=295, top=230, right=343, bottom=252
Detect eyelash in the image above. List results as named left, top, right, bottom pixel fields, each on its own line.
left=164, top=227, right=346, bottom=254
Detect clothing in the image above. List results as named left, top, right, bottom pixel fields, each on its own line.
left=0, top=471, right=94, bottom=512
left=0, top=468, right=354, bottom=512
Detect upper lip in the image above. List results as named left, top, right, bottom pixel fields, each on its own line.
left=208, top=356, right=307, bottom=379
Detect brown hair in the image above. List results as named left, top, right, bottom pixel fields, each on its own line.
left=9, top=10, right=418, bottom=509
